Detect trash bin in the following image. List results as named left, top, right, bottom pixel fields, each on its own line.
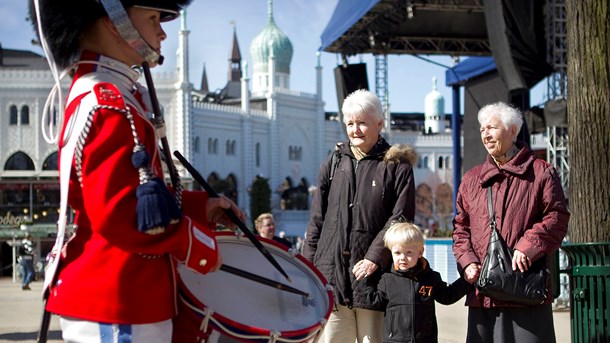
left=561, top=242, right=610, bottom=343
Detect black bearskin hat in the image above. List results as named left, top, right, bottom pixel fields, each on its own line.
left=29, top=0, right=193, bottom=69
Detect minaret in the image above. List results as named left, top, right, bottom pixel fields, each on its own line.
left=175, top=10, right=193, bottom=160
left=177, top=10, right=189, bottom=85
left=228, top=26, right=242, bottom=82
left=315, top=51, right=326, bottom=175
left=268, top=48, right=280, bottom=208
left=240, top=61, right=253, bottom=214
left=424, top=77, right=445, bottom=134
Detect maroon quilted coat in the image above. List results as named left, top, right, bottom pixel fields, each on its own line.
left=452, top=144, right=569, bottom=307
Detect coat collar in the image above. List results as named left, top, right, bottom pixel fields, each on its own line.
left=479, top=142, right=536, bottom=186
left=73, top=51, right=141, bottom=92
left=338, top=136, right=390, bottom=160
left=391, top=257, right=429, bottom=280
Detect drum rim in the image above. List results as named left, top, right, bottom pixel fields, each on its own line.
left=178, top=286, right=322, bottom=339
left=178, top=232, right=334, bottom=338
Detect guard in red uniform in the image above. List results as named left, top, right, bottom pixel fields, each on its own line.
left=30, top=0, right=245, bottom=341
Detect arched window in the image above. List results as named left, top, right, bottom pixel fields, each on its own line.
left=438, top=156, right=444, bottom=169
left=43, top=152, right=59, bottom=170
left=5, top=152, right=35, bottom=170
left=20, top=105, right=30, bottom=125
left=193, top=136, right=200, bottom=153
left=256, top=143, right=261, bottom=167
left=423, top=156, right=429, bottom=169
left=46, top=108, right=58, bottom=126
left=9, top=105, right=18, bottom=125
left=207, top=138, right=213, bottom=154
left=213, top=138, right=218, bottom=154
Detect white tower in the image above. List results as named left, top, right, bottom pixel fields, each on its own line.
left=424, top=77, right=445, bottom=134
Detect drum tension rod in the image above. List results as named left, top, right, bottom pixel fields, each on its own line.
left=173, top=151, right=291, bottom=282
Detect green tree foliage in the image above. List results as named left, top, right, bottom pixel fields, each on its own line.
left=250, top=176, right=271, bottom=228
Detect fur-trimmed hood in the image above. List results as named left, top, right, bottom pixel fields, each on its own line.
left=384, top=144, right=417, bottom=166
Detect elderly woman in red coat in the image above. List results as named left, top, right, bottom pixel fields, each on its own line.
left=452, top=101, right=569, bottom=343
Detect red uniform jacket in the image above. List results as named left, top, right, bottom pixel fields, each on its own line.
left=46, top=52, right=218, bottom=324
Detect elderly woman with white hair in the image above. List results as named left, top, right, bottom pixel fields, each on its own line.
left=453, top=101, right=569, bottom=342
left=303, top=89, right=417, bottom=343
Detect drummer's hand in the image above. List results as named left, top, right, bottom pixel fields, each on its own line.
left=206, top=196, right=245, bottom=230
left=353, top=259, right=378, bottom=281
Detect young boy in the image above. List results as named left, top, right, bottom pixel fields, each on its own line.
left=360, top=222, right=472, bottom=343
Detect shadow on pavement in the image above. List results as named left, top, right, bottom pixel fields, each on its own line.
left=0, top=330, right=62, bottom=341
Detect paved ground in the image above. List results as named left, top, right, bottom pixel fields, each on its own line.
left=0, top=277, right=571, bottom=342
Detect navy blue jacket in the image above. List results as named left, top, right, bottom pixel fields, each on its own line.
left=364, top=258, right=472, bottom=342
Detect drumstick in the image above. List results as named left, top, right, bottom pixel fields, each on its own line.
left=221, top=264, right=309, bottom=297
left=173, top=150, right=291, bottom=282
left=141, top=62, right=180, bottom=190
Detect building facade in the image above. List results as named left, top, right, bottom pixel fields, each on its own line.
left=0, top=4, right=464, bottom=276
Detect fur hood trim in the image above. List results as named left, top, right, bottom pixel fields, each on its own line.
left=384, top=144, right=417, bottom=165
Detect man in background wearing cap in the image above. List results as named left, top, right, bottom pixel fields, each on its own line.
left=30, top=0, right=244, bottom=341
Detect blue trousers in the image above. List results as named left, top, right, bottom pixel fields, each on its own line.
left=19, top=257, right=35, bottom=287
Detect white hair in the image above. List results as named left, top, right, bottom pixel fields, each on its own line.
left=477, top=102, right=523, bottom=136
left=341, top=89, right=384, bottom=123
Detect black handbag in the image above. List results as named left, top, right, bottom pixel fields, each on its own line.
left=475, top=187, right=547, bottom=305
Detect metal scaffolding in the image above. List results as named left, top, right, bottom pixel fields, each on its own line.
left=375, top=54, right=391, bottom=141
left=545, top=0, right=569, bottom=197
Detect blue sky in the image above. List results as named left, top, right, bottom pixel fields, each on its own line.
left=1, top=0, right=546, bottom=113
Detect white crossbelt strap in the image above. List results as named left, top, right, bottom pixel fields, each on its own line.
left=43, top=74, right=138, bottom=294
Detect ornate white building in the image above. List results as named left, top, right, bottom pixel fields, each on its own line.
left=0, top=2, right=463, bottom=275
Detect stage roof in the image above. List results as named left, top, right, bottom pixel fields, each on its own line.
left=446, top=56, right=495, bottom=86
left=321, top=0, right=491, bottom=57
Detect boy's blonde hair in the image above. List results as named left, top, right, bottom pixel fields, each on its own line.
left=384, top=222, right=425, bottom=249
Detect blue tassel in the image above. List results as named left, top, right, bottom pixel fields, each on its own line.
left=132, top=147, right=149, bottom=169
left=136, top=178, right=169, bottom=233
left=136, top=177, right=182, bottom=234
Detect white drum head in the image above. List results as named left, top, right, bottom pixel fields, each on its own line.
left=178, top=234, right=331, bottom=338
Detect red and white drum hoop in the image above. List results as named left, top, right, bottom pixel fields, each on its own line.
left=177, top=233, right=333, bottom=343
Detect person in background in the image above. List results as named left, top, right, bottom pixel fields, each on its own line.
left=19, top=234, right=35, bottom=290
left=303, top=89, right=417, bottom=343
left=254, top=213, right=293, bottom=249
left=453, top=101, right=569, bottom=342
left=30, top=0, right=244, bottom=341
left=362, top=222, right=472, bottom=343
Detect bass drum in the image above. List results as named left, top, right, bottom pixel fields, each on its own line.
left=173, top=232, right=333, bottom=343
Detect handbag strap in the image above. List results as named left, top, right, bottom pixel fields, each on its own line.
left=487, top=187, right=496, bottom=231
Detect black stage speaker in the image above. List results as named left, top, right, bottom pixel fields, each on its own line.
left=334, top=63, right=369, bottom=112
left=484, top=0, right=552, bottom=91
